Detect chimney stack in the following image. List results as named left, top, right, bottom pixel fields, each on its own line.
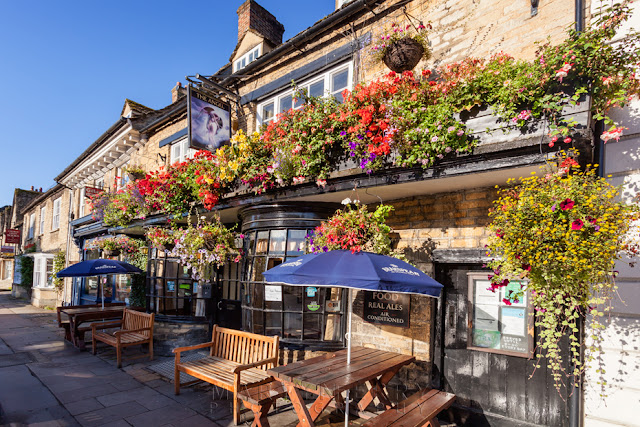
left=171, top=82, right=184, bottom=103
left=30, top=186, right=34, bottom=191
left=237, top=0, right=284, bottom=46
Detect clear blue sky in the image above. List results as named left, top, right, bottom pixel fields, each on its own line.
left=0, top=0, right=335, bottom=206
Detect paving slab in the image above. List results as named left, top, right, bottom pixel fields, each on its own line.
left=75, top=401, right=148, bottom=427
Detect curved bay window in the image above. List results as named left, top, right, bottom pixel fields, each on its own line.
left=147, top=248, right=211, bottom=321
left=240, top=203, right=346, bottom=350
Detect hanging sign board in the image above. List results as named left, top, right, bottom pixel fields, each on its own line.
left=363, top=291, right=410, bottom=328
left=4, top=229, right=20, bottom=244
left=1, top=246, right=15, bottom=256
left=187, top=86, right=231, bottom=151
left=467, top=272, right=534, bottom=358
left=84, top=187, right=104, bottom=198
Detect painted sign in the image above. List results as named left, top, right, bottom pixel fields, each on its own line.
left=363, top=291, right=410, bottom=328
left=265, top=285, right=282, bottom=302
left=4, top=229, right=20, bottom=244
left=326, top=300, right=341, bottom=312
left=1, top=246, right=15, bottom=257
left=188, top=86, right=231, bottom=151
left=84, top=187, right=104, bottom=198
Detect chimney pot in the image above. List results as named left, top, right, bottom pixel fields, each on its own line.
left=30, top=186, right=34, bottom=191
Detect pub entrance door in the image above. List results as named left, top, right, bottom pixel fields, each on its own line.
left=433, top=262, right=568, bottom=427
left=213, top=262, right=242, bottom=330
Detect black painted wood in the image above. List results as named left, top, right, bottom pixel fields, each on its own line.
left=434, top=263, right=569, bottom=427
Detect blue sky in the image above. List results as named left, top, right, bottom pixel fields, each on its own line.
left=0, top=1, right=335, bottom=206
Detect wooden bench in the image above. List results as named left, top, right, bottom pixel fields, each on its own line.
left=91, top=309, right=155, bottom=368
left=237, top=380, right=287, bottom=427
left=56, top=303, right=126, bottom=345
left=361, top=388, right=456, bottom=427
left=173, top=325, right=280, bottom=425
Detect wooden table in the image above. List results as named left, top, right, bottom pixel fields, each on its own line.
left=268, top=346, right=415, bottom=427
left=60, top=306, right=126, bottom=349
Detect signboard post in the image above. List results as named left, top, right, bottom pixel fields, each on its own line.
left=4, top=229, right=20, bottom=244
left=188, top=86, right=231, bottom=151
left=363, top=291, right=410, bottom=328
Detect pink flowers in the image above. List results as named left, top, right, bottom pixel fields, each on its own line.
left=292, top=176, right=305, bottom=185
left=316, top=179, right=327, bottom=188
left=559, top=198, right=575, bottom=210
left=571, top=219, right=584, bottom=230
left=601, top=126, right=624, bottom=143
left=512, top=109, right=532, bottom=123
left=556, top=62, right=573, bottom=82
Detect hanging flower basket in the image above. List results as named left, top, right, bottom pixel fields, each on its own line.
left=103, top=249, right=121, bottom=257
left=383, top=37, right=425, bottom=73
left=127, top=171, right=146, bottom=181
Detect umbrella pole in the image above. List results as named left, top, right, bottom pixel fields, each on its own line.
left=344, top=288, right=353, bottom=427
left=101, top=275, right=105, bottom=309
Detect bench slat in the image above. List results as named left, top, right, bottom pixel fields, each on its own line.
left=238, top=381, right=287, bottom=406
left=362, top=389, right=456, bottom=427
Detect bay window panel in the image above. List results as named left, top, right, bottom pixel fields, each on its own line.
left=309, top=80, right=325, bottom=98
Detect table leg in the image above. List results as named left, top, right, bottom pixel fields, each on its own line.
left=357, top=365, right=402, bottom=411
left=307, top=395, right=332, bottom=423
left=286, top=384, right=314, bottom=427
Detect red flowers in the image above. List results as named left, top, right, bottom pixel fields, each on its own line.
left=571, top=219, right=584, bottom=230
left=559, top=198, right=575, bottom=211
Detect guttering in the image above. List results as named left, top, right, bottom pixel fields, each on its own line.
left=219, top=0, right=384, bottom=86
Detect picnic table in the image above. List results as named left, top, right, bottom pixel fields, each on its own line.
left=268, top=346, right=415, bottom=427
left=60, top=305, right=126, bottom=349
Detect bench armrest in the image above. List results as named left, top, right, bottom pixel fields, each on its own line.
left=90, top=320, right=123, bottom=331
left=114, top=327, right=151, bottom=336
left=233, top=357, right=278, bottom=374
left=172, top=342, right=213, bottom=355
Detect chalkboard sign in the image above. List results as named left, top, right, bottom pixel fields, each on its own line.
left=363, top=291, right=410, bottom=328
left=467, top=272, right=534, bottom=358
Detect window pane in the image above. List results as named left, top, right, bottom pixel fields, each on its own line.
left=256, top=231, right=269, bottom=254
left=324, top=314, right=342, bottom=341
left=304, top=314, right=321, bottom=340
left=166, top=261, right=178, bottom=278
left=265, top=312, right=282, bottom=337
left=279, top=94, right=292, bottom=113
left=284, top=313, right=302, bottom=339
left=251, top=257, right=266, bottom=282
left=262, top=103, right=274, bottom=122
left=332, top=69, right=349, bottom=93
left=294, top=94, right=304, bottom=109
left=309, top=80, right=324, bottom=98
left=269, top=230, right=286, bottom=255
left=286, top=230, right=307, bottom=256
left=283, top=286, right=302, bottom=310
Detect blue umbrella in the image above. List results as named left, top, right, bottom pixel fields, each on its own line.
left=263, top=250, right=443, bottom=426
left=57, top=259, right=143, bottom=308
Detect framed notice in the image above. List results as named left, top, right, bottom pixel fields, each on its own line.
left=363, top=291, right=410, bottom=328
left=188, top=86, right=231, bottom=151
left=467, top=272, right=534, bottom=358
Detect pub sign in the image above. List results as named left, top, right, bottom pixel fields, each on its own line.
left=188, top=86, right=231, bottom=151
left=84, top=187, right=104, bottom=198
left=363, top=291, right=410, bottom=328
left=4, top=229, right=20, bottom=244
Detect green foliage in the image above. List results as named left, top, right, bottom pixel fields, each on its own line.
left=18, top=245, right=35, bottom=289
left=52, top=251, right=66, bottom=293
left=128, top=273, right=146, bottom=308
left=487, top=152, right=640, bottom=393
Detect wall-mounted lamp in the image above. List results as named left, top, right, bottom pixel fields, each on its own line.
left=531, top=0, right=539, bottom=16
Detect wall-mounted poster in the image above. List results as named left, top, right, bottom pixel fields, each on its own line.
left=188, top=86, right=231, bottom=151
left=467, top=272, right=534, bottom=358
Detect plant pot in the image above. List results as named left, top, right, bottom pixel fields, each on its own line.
left=103, top=249, right=121, bottom=257
left=383, top=38, right=426, bottom=73
left=127, top=172, right=146, bottom=181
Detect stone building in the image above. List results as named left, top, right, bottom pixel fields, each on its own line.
left=18, top=184, right=75, bottom=307
left=28, top=0, right=636, bottom=425
left=0, top=205, right=14, bottom=289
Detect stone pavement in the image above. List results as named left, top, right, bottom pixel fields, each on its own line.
left=0, top=290, right=322, bottom=427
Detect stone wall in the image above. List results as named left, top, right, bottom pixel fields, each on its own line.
left=153, top=320, right=210, bottom=357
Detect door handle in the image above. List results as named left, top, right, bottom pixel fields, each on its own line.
left=217, top=301, right=223, bottom=310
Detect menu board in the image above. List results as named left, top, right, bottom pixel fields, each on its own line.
left=467, top=273, right=533, bottom=358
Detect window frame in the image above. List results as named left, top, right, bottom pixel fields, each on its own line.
left=27, top=213, right=36, bottom=239
left=234, top=44, right=262, bottom=73
left=32, top=254, right=55, bottom=288
left=51, top=197, right=61, bottom=231
left=39, top=206, right=46, bottom=235
left=256, top=62, right=353, bottom=128
left=170, top=137, right=196, bottom=165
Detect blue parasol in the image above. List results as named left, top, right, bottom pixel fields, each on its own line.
left=57, top=259, right=143, bottom=308
left=263, top=250, right=443, bottom=425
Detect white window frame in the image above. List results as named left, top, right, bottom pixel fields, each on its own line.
left=32, top=254, right=54, bottom=288
left=39, top=206, right=46, bottom=235
left=52, top=197, right=61, bottom=231
left=234, top=44, right=262, bottom=72
left=79, top=187, right=85, bottom=218
left=28, top=213, right=35, bottom=239
left=95, top=178, right=104, bottom=189
left=256, top=62, right=353, bottom=127
left=170, top=138, right=196, bottom=165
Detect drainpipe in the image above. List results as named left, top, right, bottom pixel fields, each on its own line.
left=569, top=1, right=585, bottom=426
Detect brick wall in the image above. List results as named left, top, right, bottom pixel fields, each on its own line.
left=237, top=0, right=284, bottom=45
